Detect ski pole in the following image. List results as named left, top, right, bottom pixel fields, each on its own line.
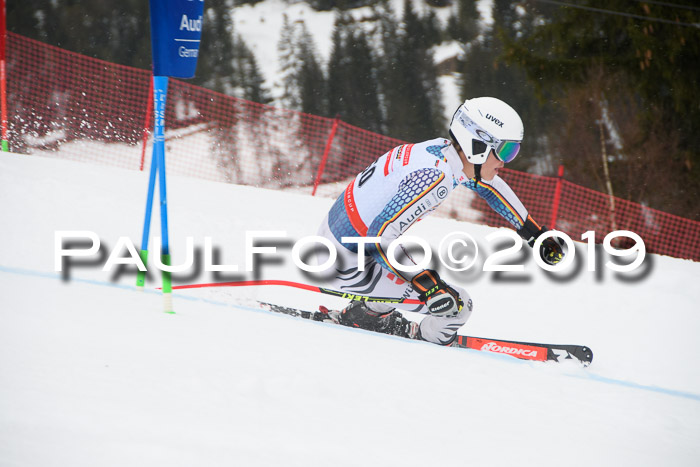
left=169, top=279, right=423, bottom=305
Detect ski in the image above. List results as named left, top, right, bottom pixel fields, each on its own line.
left=258, top=302, right=593, bottom=366
left=453, top=335, right=593, bottom=366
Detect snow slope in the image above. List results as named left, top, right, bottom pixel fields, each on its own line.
left=1, top=151, right=700, bottom=466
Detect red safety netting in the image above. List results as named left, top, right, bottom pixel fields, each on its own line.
left=5, top=32, right=700, bottom=261
left=6, top=33, right=151, bottom=168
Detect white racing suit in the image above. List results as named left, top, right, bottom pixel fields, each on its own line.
left=316, top=138, right=530, bottom=345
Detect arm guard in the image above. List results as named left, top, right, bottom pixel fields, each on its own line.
left=517, top=215, right=546, bottom=247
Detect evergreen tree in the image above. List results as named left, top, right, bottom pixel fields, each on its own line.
left=327, top=13, right=383, bottom=133
left=423, top=10, right=443, bottom=47
left=8, top=0, right=152, bottom=69
left=194, top=0, right=237, bottom=94
left=501, top=0, right=700, bottom=219
left=458, top=1, right=551, bottom=173
left=327, top=15, right=350, bottom=118
left=383, top=0, right=443, bottom=141
left=348, top=27, right=383, bottom=133
left=278, top=15, right=301, bottom=110
left=447, top=0, right=479, bottom=43
left=278, top=18, right=326, bottom=114
left=6, top=0, right=46, bottom=40
left=9, top=0, right=268, bottom=103
left=296, top=22, right=328, bottom=116
left=232, top=0, right=265, bottom=6
left=307, top=0, right=378, bottom=12
left=425, top=0, right=450, bottom=7
left=194, top=0, right=269, bottom=103
left=233, top=39, right=271, bottom=104
left=372, top=0, right=401, bottom=116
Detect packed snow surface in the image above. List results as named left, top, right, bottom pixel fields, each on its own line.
left=1, top=152, right=699, bottom=466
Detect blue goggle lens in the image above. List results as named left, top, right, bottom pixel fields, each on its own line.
left=496, top=141, right=520, bottom=163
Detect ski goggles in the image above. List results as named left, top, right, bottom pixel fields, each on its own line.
left=472, top=138, right=521, bottom=163
left=494, top=140, right=520, bottom=163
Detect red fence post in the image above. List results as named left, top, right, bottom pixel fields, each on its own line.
left=312, top=115, right=340, bottom=196
left=139, top=75, right=154, bottom=171
left=550, top=165, right=565, bottom=229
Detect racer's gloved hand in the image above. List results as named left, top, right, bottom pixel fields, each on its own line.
left=411, top=269, right=463, bottom=317
left=517, top=216, right=565, bottom=266
left=539, top=236, right=565, bottom=266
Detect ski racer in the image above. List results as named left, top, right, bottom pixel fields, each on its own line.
left=315, top=97, right=565, bottom=345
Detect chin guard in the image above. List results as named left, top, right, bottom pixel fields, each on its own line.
left=473, top=164, right=482, bottom=185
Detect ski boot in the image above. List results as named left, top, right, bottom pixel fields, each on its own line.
left=319, top=301, right=419, bottom=339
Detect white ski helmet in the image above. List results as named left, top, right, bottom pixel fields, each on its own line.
left=449, top=97, right=524, bottom=165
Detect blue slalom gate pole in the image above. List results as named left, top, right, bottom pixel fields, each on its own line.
left=152, top=76, right=173, bottom=312
left=144, top=0, right=204, bottom=312
left=136, top=75, right=172, bottom=313
left=136, top=117, right=159, bottom=290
